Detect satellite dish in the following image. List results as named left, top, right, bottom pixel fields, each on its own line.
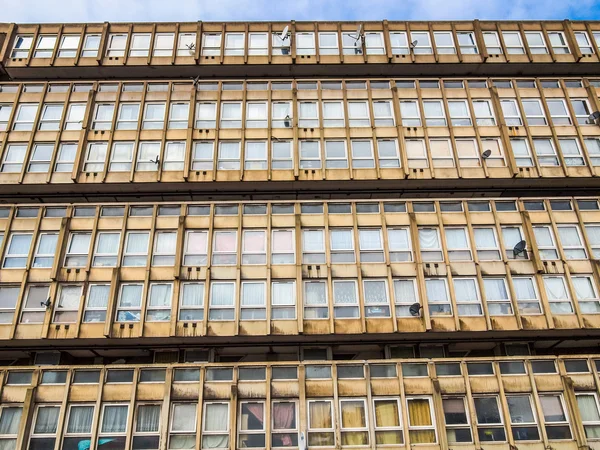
left=409, top=302, right=422, bottom=317
left=284, top=115, right=291, bottom=128
left=482, top=149, right=492, bottom=159
left=513, top=240, right=527, bottom=256
left=356, top=24, right=363, bottom=36
left=588, top=111, right=600, bottom=124
left=410, top=40, right=418, bottom=49
left=280, top=26, right=289, bottom=41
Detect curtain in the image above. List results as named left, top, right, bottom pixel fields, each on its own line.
left=34, top=407, right=59, bottom=434
left=359, top=230, right=381, bottom=250
left=136, top=405, right=160, bottom=433
left=544, top=278, right=568, bottom=301
left=194, top=143, right=213, bottom=160
left=305, top=283, right=326, bottom=306
left=222, top=104, right=241, bottom=120
left=145, top=104, right=165, bottom=120
left=540, top=396, right=565, bottom=422
left=120, top=285, right=143, bottom=307
left=474, top=228, right=495, bottom=249
left=88, top=144, right=107, bottom=162
left=67, top=405, right=94, bottom=434
left=348, top=102, right=368, bottom=119
left=364, top=281, right=387, bottom=304
left=446, top=229, right=468, bottom=250
left=341, top=401, right=367, bottom=446
left=38, top=234, right=58, bottom=255
left=330, top=230, right=353, bottom=251
left=242, top=403, right=264, bottom=430
left=388, top=229, right=408, bottom=250
left=303, top=230, right=324, bottom=252
left=119, top=104, right=139, bottom=121
left=375, top=400, right=400, bottom=444
left=246, top=142, right=266, bottom=161
left=97, top=233, right=120, bottom=254
left=70, top=234, right=91, bottom=253
left=214, top=232, right=236, bottom=252
left=203, top=404, right=229, bottom=448
left=126, top=233, right=149, bottom=253
left=0, top=407, right=21, bottom=434
left=60, top=286, right=82, bottom=309
left=426, top=280, right=447, bottom=302
left=97, top=105, right=114, bottom=121
left=299, top=103, right=317, bottom=119
left=272, top=282, right=294, bottom=306
left=273, top=402, right=295, bottom=445
left=419, top=229, right=439, bottom=250
left=186, top=232, right=207, bottom=254
left=171, top=104, right=189, bottom=120
left=171, top=404, right=196, bottom=432
left=373, top=101, right=392, bottom=118
left=507, top=396, right=534, bottom=423
left=101, top=406, right=128, bottom=433
left=87, top=285, right=109, bottom=308
left=149, top=284, right=172, bottom=307
left=242, top=283, right=266, bottom=306
left=247, top=103, right=266, bottom=120
left=8, top=234, right=31, bottom=255
left=408, top=399, right=435, bottom=444
left=573, top=278, right=595, bottom=300
left=484, top=279, right=508, bottom=300
left=334, top=281, right=357, bottom=305
left=558, top=227, right=581, bottom=247
left=156, top=233, right=176, bottom=254
left=198, top=104, right=216, bottom=120
left=513, top=278, right=536, bottom=300
left=533, top=227, right=553, bottom=247
left=394, top=280, right=416, bottom=303
left=323, top=102, right=343, bottom=119
left=139, top=143, right=160, bottom=161
left=309, top=402, right=331, bottom=429
left=210, top=283, right=234, bottom=306
left=111, top=143, right=133, bottom=163
left=59, top=143, right=77, bottom=161
left=182, top=284, right=204, bottom=307
left=272, top=231, right=293, bottom=253
left=243, top=231, right=266, bottom=253
left=165, top=143, right=185, bottom=162
left=455, top=279, right=478, bottom=302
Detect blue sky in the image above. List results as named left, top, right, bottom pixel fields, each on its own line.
left=0, top=0, right=598, bottom=22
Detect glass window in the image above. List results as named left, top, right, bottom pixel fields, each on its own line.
left=217, top=141, right=241, bottom=170
left=308, top=400, right=334, bottom=446
left=483, top=277, right=513, bottom=316
left=410, top=32, right=433, bottom=54
left=209, top=282, right=235, bottom=320
left=177, top=33, right=197, bottom=56
left=153, top=33, right=174, bottom=56
left=507, top=395, right=540, bottom=441
left=474, top=396, right=506, bottom=442
left=318, top=32, right=339, bottom=55
left=406, top=397, right=436, bottom=443
left=425, top=278, right=451, bottom=316
left=457, top=32, right=478, bottom=54
left=434, top=32, right=456, bottom=54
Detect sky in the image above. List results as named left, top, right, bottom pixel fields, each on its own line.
left=0, top=0, right=599, bottom=23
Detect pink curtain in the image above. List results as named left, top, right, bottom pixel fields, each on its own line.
left=273, top=403, right=295, bottom=446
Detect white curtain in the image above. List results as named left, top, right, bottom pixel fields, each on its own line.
left=0, top=407, right=21, bottom=434
left=272, top=230, right=293, bottom=253
left=87, top=285, right=110, bottom=308
left=299, top=102, right=317, bottom=119
left=136, top=405, right=160, bottom=433
left=210, top=283, right=234, bottom=306
left=198, top=103, right=216, bottom=120
left=272, top=282, right=294, bottom=306
left=394, top=280, right=416, bottom=303
left=573, top=277, right=595, bottom=300
left=484, top=279, right=508, bottom=300
left=425, top=279, right=447, bottom=302
left=120, top=285, right=143, bottom=307
left=186, top=232, right=207, bottom=254
left=334, top=281, right=357, bottom=304
left=119, top=104, right=139, bottom=121
left=243, top=231, right=266, bottom=253
left=221, top=103, right=241, bottom=120
left=305, top=282, right=326, bottom=305
left=145, top=104, right=165, bottom=120
left=424, top=101, right=444, bottom=117
left=203, top=404, right=229, bottom=448
left=112, top=142, right=133, bottom=162
left=165, top=143, right=185, bottom=162
left=446, top=228, right=468, bottom=250
left=419, top=228, right=439, bottom=250
left=364, top=281, right=387, bottom=304
left=330, top=230, right=353, bottom=250
left=218, top=143, right=240, bottom=160
left=533, top=227, right=554, bottom=247
left=156, top=232, right=176, bottom=254
left=558, top=227, right=581, bottom=247
left=359, top=230, right=381, bottom=250
left=323, top=102, right=343, bottom=119
left=149, top=284, right=172, bottom=307
left=171, top=404, right=197, bottom=432
left=97, top=233, right=120, bottom=253
left=242, top=283, right=266, bottom=306
left=59, top=286, right=82, bottom=309
left=543, top=278, right=568, bottom=300
left=37, top=234, right=57, bottom=255
left=182, top=284, right=204, bottom=307
left=388, top=229, right=408, bottom=250
left=171, top=104, right=189, bottom=120
left=373, top=101, right=392, bottom=118
left=247, top=103, right=266, bottom=120
left=303, top=230, right=324, bottom=252
left=8, top=234, right=32, bottom=255
left=88, top=143, right=108, bottom=162
left=69, top=234, right=91, bottom=253
left=67, top=405, right=94, bottom=434
left=513, top=278, right=537, bottom=300
left=101, top=405, right=128, bottom=433
left=348, top=102, right=368, bottom=119
left=34, top=407, right=59, bottom=434
left=245, top=142, right=267, bottom=160
left=454, top=279, right=478, bottom=302
left=474, top=228, right=495, bottom=249
left=126, top=233, right=149, bottom=253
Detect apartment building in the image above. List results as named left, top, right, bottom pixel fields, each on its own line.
left=0, top=19, right=599, bottom=450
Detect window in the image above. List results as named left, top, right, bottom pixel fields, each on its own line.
left=545, top=32, right=569, bottom=54
left=248, top=33, right=268, bottom=55
left=208, top=282, right=234, bottom=320
left=373, top=100, right=394, bottom=126
left=212, top=230, right=237, bottom=265
left=533, top=226, right=558, bottom=260
left=223, top=32, right=244, bottom=56
left=11, top=35, right=34, bottom=58
left=53, top=285, right=82, bottom=323
left=33, top=35, right=57, bottom=58
left=524, top=32, right=548, bottom=54
left=201, top=33, right=221, bottom=56
left=109, top=142, right=133, bottom=172
left=575, top=32, right=594, bottom=54
left=271, top=229, right=294, bottom=264
left=152, top=231, right=176, bottom=266
left=0, top=406, right=22, bottom=450
left=177, top=33, right=197, bottom=56
left=358, top=32, right=383, bottom=55
left=410, top=32, right=433, bottom=54
left=318, top=32, right=339, bottom=55
left=388, top=32, right=409, bottom=54
left=511, top=139, right=533, bottom=167
left=302, top=229, right=325, bottom=264
left=123, top=231, right=150, bottom=267
left=483, top=277, right=513, bottom=315
left=400, top=100, right=421, bottom=127
left=571, top=99, right=592, bottom=125
left=346, top=101, right=369, bottom=127
left=502, top=31, right=525, bottom=54
left=244, top=141, right=267, bottom=170
left=3, top=233, right=32, bottom=268
left=513, top=277, right=542, bottom=314
left=271, top=281, right=295, bottom=320
left=425, top=278, right=451, bottom=316
left=82, top=283, right=110, bottom=323
left=92, top=103, right=114, bottom=130
left=434, top=32, right=456, bottom=54
left=136, top=142, right=160, bottom=171
left=406, top=397, right=436, bottom=443
left=351, top=140, right=374, bottom=168
left=473, top=227, right=501, bottom=261
left=324, top=141, right=347, bottom=169
left=304, top=281, right=328, bottom=319
left=272, top=101, right=292, bottom=129
left=337, top=399, right=369, bottom=446
left=116, top=283, right=143, bottom=322
left=168, top=102, right=189, bottom=129
left=236, top=401, right=266, bottom=448
left=145, top=282, right=172, bottom=322
left=300, top=140, right=321, bottom=169
left=54, top=143, right=76, bottom=172
left=319, top=101, right=344, bottom=128
left=13, top=103, right=38, bottom=131
left=241, top=230, right=266, bottom=265
left=106, top=34, right=127, bottom=57
left=559, top=138, right=585, bottom=166
left=272, top=31, right=291, bottom=55
left=373, top=139, right=400, bottom=168
left=556, top=225, right=586, bottom=259
left=65, top=232, right=91, bottom=267
left=522, top=99, right=547, bottom=126
left=533, top=138, right=559, bottom=166
left=30, top=405, right=60, bottom=449
left=538, top=395, right=572, bottom=440
left=501, top=99, right=522, bottom=126
left=217, top=141, right=241, bottom=170
left=543, top=276, right=573, bottom=314
left=33, top=233, right=58, bottom=268
left=443, top=100, right=469, bottom=126
left=37, top=103, right=63, bottom=131
left=142, top=103, right=166, bottom=130
left=19, top=285, right=47, bottom=324
left=445, top=227, right=472, bottom=261
left=128, top=33, right=150, bottom=57
left=246, top=102, right=267, bottom=128
left=0, top=144, right=26, bottom=174
left=333, top=280, right=359, bottom=319
left=359, top=228, right=384, bottom=262
left=192, top=141, right=214, bottom=170
left=423, top=100, right=446, bottom=126
left=454, top=278, right=482, bottom=316
left=364, top=279, right=390, bottom=318
left=483, top=32, right=502, bottom=54
left=546, top=99, right=571, bottom=125
left=153, top=33, right=174, bottom=56
left=26, top=143, right=52, bottom=173
left=201, top=402, right=229, bottom=449
left=457, top=32, right=478, bottom=54
left=99, top=404, right=129, bottom=448
left=341, top=32, right=363, bottom=55
left=296, top=32, right=316, bottom=55
left=163, top=141, right=185, bottom=171
left=419, top=228, right=443, bottom=261
left=443, top=397, right=472, bottom=443
left=176, top=282, right=205, bottom=323
left=474, top=396, right=506, bottom=441
left=507, top=395, right=540, bottom=441
left=571, top=275, right=600, bottom=314
left=393, top=279, right=418, bottom=317
left=470, top=99, right=495, bottom=126
left=62, top=103, right=85, bottom=131
left=0, top=104, right=12, bottom=132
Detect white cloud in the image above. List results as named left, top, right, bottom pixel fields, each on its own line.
left=0, top=0, right=593, bottom=22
